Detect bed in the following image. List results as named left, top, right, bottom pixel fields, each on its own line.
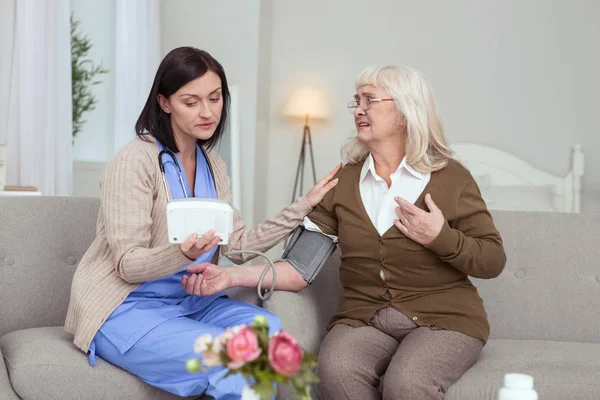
left=451, top=143, right=584, bottom=213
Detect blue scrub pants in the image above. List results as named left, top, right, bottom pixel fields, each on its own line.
left=93, top=298, right=282, bottom=399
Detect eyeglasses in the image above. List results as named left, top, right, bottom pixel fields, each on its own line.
left=347, top=97, right=394, bottom=113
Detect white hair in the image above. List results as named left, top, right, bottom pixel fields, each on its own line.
left=341, top=65, right=453, bottom=173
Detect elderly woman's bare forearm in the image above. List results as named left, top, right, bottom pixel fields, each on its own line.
left=228, top=262, right=308, bottom=292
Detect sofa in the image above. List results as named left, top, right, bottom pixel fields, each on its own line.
left=1, top=196, right=599, bottom=399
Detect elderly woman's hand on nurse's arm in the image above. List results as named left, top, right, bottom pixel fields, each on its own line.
left=304, top=163, right=343, bottom=207
left=394, top=193, right=445, bottom=245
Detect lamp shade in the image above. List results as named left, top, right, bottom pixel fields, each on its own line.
left=283, top=88, right=330, bottom=119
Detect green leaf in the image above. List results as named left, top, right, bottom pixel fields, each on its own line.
left=253, top=379, right=277, bottom=400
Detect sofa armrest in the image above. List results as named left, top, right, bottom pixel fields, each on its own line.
left=0, top=343, right=20, bottom=400
left=263, top=249, right=342, bottom=354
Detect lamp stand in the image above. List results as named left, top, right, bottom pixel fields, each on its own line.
left=291, top=114, right=317, bottom=203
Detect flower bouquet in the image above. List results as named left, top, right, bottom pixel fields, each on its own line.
left=186, top=315, right=318, bottom=400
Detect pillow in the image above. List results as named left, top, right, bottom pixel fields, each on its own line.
left=480, top=185, right=557, bottom=212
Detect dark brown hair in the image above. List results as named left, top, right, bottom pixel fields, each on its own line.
left=135, top=47, right=230, bottom=152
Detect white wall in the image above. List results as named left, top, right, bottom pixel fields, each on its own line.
left=66, top=1, right=600, bottom=212
left=263, top=0, right=600, bottom=218
left=254, top=0, right=274, bottom=223
left=161, top=0, right=261, bottom=224
left=71, top=0, right=116, bottom=162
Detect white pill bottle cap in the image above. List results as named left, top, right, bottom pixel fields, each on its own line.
left=498, top=373, right=538, bottom=400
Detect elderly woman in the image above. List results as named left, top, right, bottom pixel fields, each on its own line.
left=188, top=65, right=506, bottom=399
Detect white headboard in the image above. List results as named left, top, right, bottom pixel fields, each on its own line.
left=452, top=143, right=584, bottom=213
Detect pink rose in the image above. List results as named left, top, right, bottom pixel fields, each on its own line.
left=268, top=330, right=304, bottom=377
left=226, top=327, right=262, bottom=363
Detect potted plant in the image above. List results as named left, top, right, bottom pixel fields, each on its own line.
left=70, top=14, right=108, bottom=138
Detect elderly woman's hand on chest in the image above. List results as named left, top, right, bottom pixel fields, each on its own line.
left=393, top=193, right=444, bottom=245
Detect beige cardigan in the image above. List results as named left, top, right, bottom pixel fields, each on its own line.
left=65, top=136, right=311, bottom=352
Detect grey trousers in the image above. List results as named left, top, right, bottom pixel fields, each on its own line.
left=317, top=307, right=484, bottom=400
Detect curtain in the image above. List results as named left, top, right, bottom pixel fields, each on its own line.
left=113, top=0, right=161, bottom=154
left=1, top=0, right=72, bottom=195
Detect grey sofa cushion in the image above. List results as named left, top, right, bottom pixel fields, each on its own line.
left=300, top=339, right=600, bottom=400
left=0, top=197, right=100, bottom=338
left=223, top=286, right=262, bottom=306
left=1, top=327, right=186, bottom=400
left=475, top=211, right=600, bottom=343
left=0, top=344, right=19, bottom=400
left=447, top=339, right=600, bottom=400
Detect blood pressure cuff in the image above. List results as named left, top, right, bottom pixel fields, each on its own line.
left=282, top=225, right=338, bottom=284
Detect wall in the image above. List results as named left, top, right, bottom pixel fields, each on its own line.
left=64, top=1, right=600, bottom=212
left=263, top=0, right=600, bottom=218
left=161, top=0, right=262, bottom=224
left=253, top=0, right=274, bottom=223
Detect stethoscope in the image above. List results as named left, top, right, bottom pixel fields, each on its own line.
left=158, top=146, right=216, bottom=202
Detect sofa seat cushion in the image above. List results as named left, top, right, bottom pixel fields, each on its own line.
left=303, top=339, right=600, bottom=400
left=0, top=327, right=203, bottom=400
left=447, top=339, right=600, bottom=400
